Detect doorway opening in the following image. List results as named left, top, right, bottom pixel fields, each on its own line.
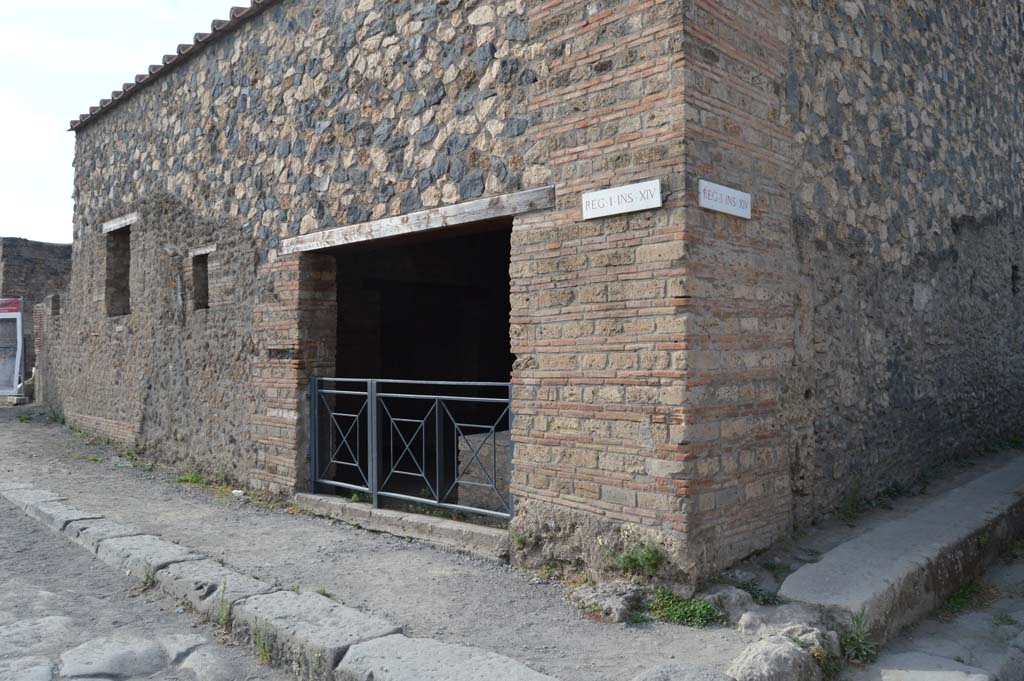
left=311, top=217, right=515, bottom=518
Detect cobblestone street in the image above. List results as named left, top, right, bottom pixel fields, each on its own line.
left=0, top=498, right=289, bottom=681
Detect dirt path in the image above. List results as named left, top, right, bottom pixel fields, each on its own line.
left=0, top=405, right=748, bottom=681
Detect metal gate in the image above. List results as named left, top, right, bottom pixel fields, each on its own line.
left=310, top=378, right=514, bottom=519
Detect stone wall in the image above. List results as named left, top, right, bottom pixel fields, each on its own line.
left=36, top=0, right=1024, bottom=587
left=44, top=0, right=535, bottom=488
left=783, top=1, right=1024, bottom=521
left=0, top=238, right=72, bottom=373
left=672, top=0, right=1024, bottom=572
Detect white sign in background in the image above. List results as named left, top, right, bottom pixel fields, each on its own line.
left=581, top=179, right=662, bottom=220
left=698, top=180, right=752, bottom=219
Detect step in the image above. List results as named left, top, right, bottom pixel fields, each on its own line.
left=779, top=455, right=1024, bottom=642
left=293, top=493, right=510, bottom=561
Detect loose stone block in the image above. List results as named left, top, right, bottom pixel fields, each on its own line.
left=94, top=534, right=201, bottom=578
left=335, top=634, right=557, bottom=681
left=24, top=500, right=102, bottom=532
left=155, top=559, right=273, bottom=619
left=232, top=591, right=400, bottom=681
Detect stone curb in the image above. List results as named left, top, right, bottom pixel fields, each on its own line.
left=779, top=455, right=1024, bottom=643
left=292, top=492, right=511, bottom=561
left=0, top=482, right=561, bottom=681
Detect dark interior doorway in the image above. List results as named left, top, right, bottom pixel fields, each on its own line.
left=318, top=218, right=515, bottom=513
left=334, top=218, right=514, bottom=382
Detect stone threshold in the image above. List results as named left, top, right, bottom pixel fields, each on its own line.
left=0, top=480, right=553, bottom=681
left=292, top=492, right=510, bottom=562
left=779, top=454, right=1024, bottom=643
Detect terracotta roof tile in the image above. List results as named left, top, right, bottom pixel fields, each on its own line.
left=69, top=0, right=284, bottom=132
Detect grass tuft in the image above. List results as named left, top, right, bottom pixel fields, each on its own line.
left=646, top=589, right=726, bottom=627
left=993, top=612, right=1018, bottom=627
left=216, top=579, right=231, bottom=635
left=938, top=581, right=1002, bottom=620
left=175, top=469, right=205, bottom=485
left=615, top=543, right=666, bottom=578
left=842, top=610, right=879, bottom=665
left=734, top=579, right=782, bottom=606
left=140, top=562, right=156, bottom=591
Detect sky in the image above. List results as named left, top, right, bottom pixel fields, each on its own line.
left=0, top=1, right=242, bottom=244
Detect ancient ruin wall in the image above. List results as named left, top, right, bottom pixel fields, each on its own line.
left=784, top=1, right=1024, bottom=521
left=664, top=0, right=1024, bottom=573
left=0, top=238, right=72, bottom=373
left=44, top=0, right=535, bottom=484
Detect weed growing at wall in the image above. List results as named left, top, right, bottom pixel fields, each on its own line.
left=731, top=579, right=782, bottom=606
left=937, top=581, right=1002, bottom=620
left=615, top=542, right=665, bottom=578
left=175, top=470, right=204, bottom=485
left=841, top=611, right=878, bottom=664
left=646, top=590, right=726, bottom=627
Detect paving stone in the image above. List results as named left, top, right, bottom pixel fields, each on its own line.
left=335, top=634, right=557, bottom=681
left=847, top=652, right=994, bottom=681
left=0, top=656, right=53, bottom=681
left=63, top=517, right=142, bottom=554
left=232, top=591, right=400, bottom=680
left=95, top=534, right=201, bottom=579
left=0, top=617, right=74, bottom=657
left=631, top=663, right=736, bottom=681
left=59, top=636, right=168, bottom=678
left=177, top=645, right=238, bottom=681
left=155, top=559, right=273, bottom=618
left=24, top=500, right=102, bottom=532
left=157, top=634, right=206, bottom=664
left=0, top=488, right=64, bottom=511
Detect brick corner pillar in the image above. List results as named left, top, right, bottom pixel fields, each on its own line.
left=251, top=251, right=337, bottom=495
left=678, top=0, right=801, bottom=573
left=508, top=0, right=700, bottom=588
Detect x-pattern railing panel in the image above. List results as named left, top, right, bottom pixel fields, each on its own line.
left=311, top=378, right=514, bottom=519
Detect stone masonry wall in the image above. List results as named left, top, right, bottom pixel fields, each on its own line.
left=783, top=1, right=1024, bottom=521
left=40, top=0, right=1024, bottom=586
left=46, top=0, right=537, bottom=491
left=0, top=238, right=72, bottom=374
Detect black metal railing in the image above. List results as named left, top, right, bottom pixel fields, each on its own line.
left=310, top=378, right=514, bottom=519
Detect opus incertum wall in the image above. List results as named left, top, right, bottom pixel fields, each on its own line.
left=0, top=238, right=71, bottom=373
left=36, top=0, right=1024, bottom=586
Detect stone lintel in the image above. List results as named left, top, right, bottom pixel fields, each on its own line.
left=102, top=212, right=140, bottom=233
left=278, top=186, right=555, bottom=255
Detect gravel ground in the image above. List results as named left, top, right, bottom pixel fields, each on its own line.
left=0, top=405, right=748, bottom=681
left=0, top=498, right=291, bottom=681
